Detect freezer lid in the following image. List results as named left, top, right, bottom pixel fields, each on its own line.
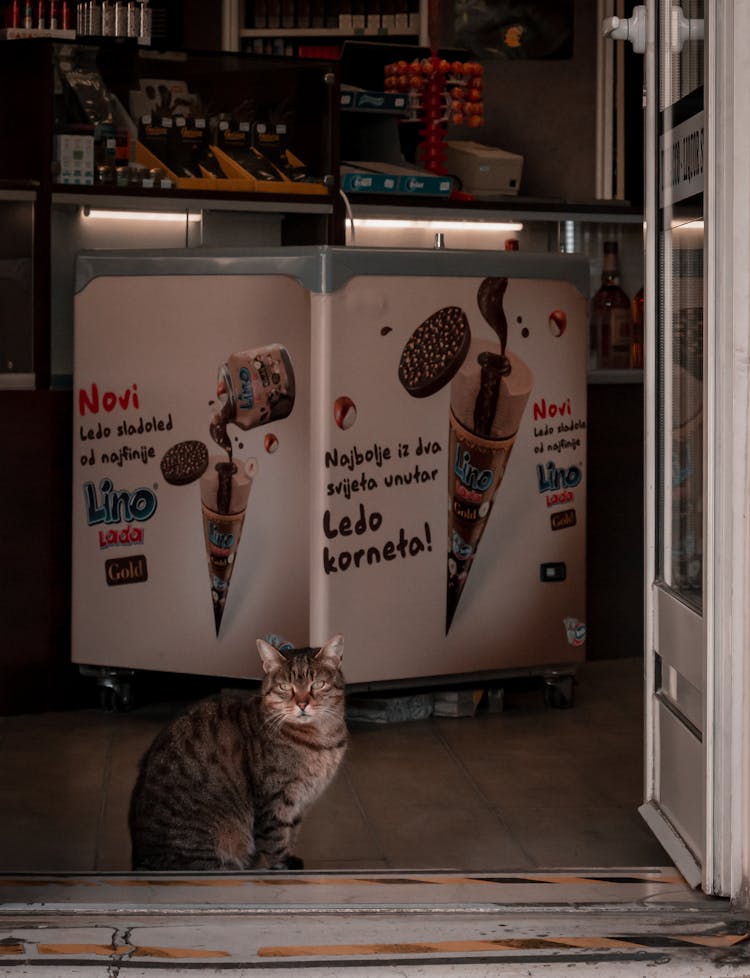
left=318, top=246, right=590, bottom=297
left=75, top=245, right=590, bottom=298
left=74, top=247, right=325, bottom=294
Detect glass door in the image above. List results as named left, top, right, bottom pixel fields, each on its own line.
left=641, top=0, right=709, bottom=889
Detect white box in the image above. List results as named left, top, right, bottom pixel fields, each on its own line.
left=433, top=689, right=484, bottom=717
left=445, top=140, right=523, bottom=196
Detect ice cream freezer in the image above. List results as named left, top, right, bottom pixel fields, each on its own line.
left=71, top=245, right=589, bottom=704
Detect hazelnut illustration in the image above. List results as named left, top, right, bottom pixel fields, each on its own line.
left=549, top=309, right=567, bottom=337
left=334, top=396, right=357, bottom=430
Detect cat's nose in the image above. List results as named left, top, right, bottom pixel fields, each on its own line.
left=297, top=699, right=309, bottom=712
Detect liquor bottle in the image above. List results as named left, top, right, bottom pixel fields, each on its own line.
left=126, top=0, right=138, bottom=36
left=137, top=0, right=150, bottom=43
left=101, top=0, right=113, bottom=34
left=631, top=285, right=644, bottom=368
left=89, top=0, right=102, bottom=34
left=113, top=0, right=126, bottom=35
left=589, top=240, right=633, bottom=370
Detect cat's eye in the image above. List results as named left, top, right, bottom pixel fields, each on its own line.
left=277, top=682, right=292, bottom=692
left=311, top=680, right=326, bottom=690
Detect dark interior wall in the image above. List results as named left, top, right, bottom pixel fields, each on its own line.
left=180, top=0, right=223, bottom=51
left=440, top=0, right=599, bottom=201
left=586, top=382, right=644, bottom=660
left=0, top=392, right=77, bottom=715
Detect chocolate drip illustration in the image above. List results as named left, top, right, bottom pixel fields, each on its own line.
left=474, top=277, right=512, bottom=437
left=209, top=406, right=233, bottom=465
left=477, top=277, right=509, bottom=352
left=215, top=461, right=236, bottom=515
left=473, top=351, right=511, bottom=438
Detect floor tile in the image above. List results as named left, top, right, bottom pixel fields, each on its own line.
left=499, top=806, right=670, bottom=866
left=0, top=657, right=668, bottom=873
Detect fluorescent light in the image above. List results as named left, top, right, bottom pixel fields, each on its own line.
left=81, top=208, right=202, bottom=222
left=353, top=218, right=524, bottom=232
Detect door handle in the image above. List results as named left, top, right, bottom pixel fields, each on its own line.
left=670, top=5, right=703, bottom=54
left=602, top=4, right=646, bottom=54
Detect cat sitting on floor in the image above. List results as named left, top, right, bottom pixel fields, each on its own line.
left=128, top=634, right=346, bottom=871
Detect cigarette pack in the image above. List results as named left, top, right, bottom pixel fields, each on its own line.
left=340, top=86, right=408, bottom=112
left=55, top=132, right=94, bottom=185
left=346, top=160, right=452, bottom=196
left=341, top=164, right=397, bottom=193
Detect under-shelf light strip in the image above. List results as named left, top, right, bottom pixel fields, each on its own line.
left=81, top=208, right=202, bottom=222
left=354, top=219, right=523, bottom=232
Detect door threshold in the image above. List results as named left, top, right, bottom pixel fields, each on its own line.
left=0, top=865, right=709, bottom=915
left=0, top=868, right=747, bottom=975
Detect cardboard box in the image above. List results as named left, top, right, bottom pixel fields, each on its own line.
left=445, top=140, right=523, bottom=196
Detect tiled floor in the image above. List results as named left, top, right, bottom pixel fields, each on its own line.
left=0, top=656, right=668, bottom=872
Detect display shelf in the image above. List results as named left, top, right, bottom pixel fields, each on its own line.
left=347, top=198, right=645, bottom=223
left=0, top=37, right=341, bottom=393
left=223, top=0, right=426, bottom=52
left=52, top=188, right=334, bottom=214
left=240, top=27, right=418, bottom=37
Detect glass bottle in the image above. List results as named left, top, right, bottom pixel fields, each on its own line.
left=101, top=0, right=114, bottom=34
left=589, top=240, right=633, bottom=369
left=137, top=0, right=151, bottom=43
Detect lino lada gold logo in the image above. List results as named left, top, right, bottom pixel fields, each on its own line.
left=105, top=555, right=148, bottom=587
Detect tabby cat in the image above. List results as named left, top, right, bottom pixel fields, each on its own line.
left=129, top=634, right=346, bottom=871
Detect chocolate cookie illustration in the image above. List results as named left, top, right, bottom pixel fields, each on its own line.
left=398, top=306, right=471, bottom=398
left=161, top=440, right=209, bottom=485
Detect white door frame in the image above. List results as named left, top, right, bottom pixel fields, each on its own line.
left=710, top=0, right=750, bottom=906
left=643, top=0, right=750, bottom=903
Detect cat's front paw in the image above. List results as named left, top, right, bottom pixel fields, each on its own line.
left=275, top=854, right=304, bottom=871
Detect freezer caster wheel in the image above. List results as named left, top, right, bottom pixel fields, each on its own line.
left=543, top=675, right=575, bottom=709
left=99, top=683, right=133, bottom=714
left=80, top=666, right=135, bottom=713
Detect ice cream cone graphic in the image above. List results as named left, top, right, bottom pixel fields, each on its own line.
left=202, top=343, right=295, bottom=634
left=446, top=278, right=533, bottom=631
left=200, top=456, right=257, bottom=635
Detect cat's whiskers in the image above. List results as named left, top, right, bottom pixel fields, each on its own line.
left=261, top=709, right=288, bottom=733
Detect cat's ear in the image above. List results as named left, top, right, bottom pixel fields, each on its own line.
left=314, top=633, right=344, bottom=667
left=256, top=638, right=287, bottom=674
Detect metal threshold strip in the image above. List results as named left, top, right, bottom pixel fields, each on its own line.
left=0, top=868, right=748, bottom=975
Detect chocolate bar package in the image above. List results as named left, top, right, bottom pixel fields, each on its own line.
left=252, top=123, right=308, bottom=182
left=169, top=117, right=210, bottom=179
left=217, top=123, right=285, bottom=182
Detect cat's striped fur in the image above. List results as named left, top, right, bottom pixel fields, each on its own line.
left=129, top=635, right=346, bottom=871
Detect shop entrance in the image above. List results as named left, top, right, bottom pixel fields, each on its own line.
left=2, top=7, right=750, bottom=973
